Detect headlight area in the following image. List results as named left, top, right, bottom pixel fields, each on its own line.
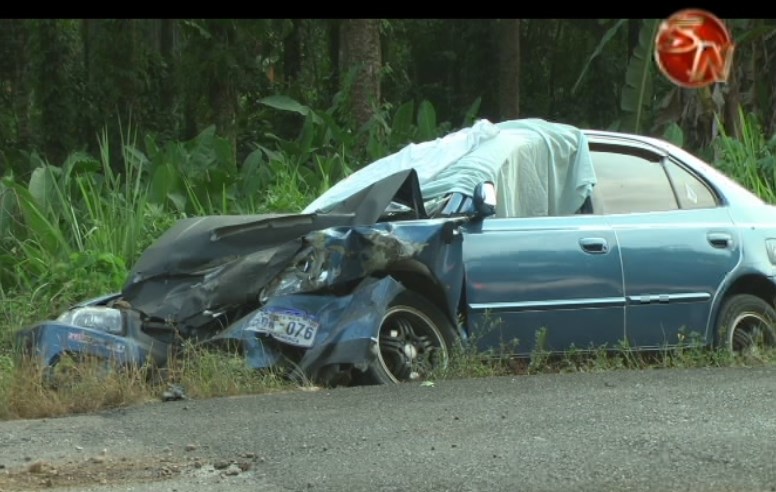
left=261, top=245, right=337, bottom=300
left=57, top=306, right=126, bottom=335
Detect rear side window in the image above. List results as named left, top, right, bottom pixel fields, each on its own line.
left=664, top=159, right=718, bottom=209
left=591, top=151, right=678, bottom=214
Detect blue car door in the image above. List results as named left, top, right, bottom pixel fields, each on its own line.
left=462, top=215, right=625, bottom=355
left=589, top=141, right=741, bottom=348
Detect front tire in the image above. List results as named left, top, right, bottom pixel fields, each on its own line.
left=365, top=291, right=457, bottom=384
left=716, top=294, right=776, bottom=355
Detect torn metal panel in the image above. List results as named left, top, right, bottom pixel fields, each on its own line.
left=260, top=218, right=465, bottom=324
left=262, top=226, right=424, bottom=298
left=119, top=169, right=423, bottom=325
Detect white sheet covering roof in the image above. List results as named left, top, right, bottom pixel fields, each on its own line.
left=303, top=118, right=596, bottom=218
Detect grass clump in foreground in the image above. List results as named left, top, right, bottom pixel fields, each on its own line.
left=0, top=345, right=294, bottom=421
left=163, top=342, right=293, bottom=400
left=433, top=328, right=776, bottom=382
left=0, top=354, right=153, bottom=420
left=2, top=328, right=776, bottom=421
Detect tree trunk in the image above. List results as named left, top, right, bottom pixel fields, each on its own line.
left=327, top=20, right=341, bottom=98
left=770, top=76, right=776, bottom=138
left=722, top=68, right=742, bottom=140
left=627, top=19, right=641, bottom=59
left=206, top=20, right=237, bottom=159
left=284, top=19, right=302, bottom=86
left=339, top=19, right=382, bottom=129
left=498, top=19, right=521, bottom=120
left=1, top=20, right=32, bottom=151
left=30, top=19, right=75, bottom=164
left=159, top=19, right=176, bottom=118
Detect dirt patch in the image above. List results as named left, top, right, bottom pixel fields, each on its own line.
left=0, top=453, right=186, bottom=491
left=0, top=451, right=265, bottom=491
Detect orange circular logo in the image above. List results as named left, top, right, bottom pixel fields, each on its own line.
left=654, top=9, right=735, bottom=88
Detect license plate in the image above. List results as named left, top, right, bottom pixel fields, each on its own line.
left=245, top=308, right=319, bottom=348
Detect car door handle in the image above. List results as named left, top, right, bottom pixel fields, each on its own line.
left=707, top=232, right=733, bottom=249
left=579, top=237, right=609, bottom=254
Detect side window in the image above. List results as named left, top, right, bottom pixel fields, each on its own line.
left=591, top=151, right=678, bottom=214
left=664, top=159, right=718, bottom=209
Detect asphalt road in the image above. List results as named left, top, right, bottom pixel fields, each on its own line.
left=1, top=367, right=776, bottom=491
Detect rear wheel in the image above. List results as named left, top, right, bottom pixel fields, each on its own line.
left=365, top=291, right=457, bottom=384
left=716, top=294, right=776, bottom=356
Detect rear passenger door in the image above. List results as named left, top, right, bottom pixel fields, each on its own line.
left=589, top=141, right=741, bottom=348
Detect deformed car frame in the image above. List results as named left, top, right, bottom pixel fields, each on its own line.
left=19, top=167, right=483, bottom=385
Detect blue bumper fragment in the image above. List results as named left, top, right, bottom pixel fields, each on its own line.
left=18, top=322, right=153, bottom=368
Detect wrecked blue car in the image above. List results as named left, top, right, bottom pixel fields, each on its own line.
left=19, top=119, right=776, bottom=385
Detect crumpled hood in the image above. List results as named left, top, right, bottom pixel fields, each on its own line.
left=126, top=213, right=347, bottom=284
left=120, top=169, right=423, bottom=324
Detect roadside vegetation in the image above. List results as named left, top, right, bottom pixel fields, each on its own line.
left=2, top=18, right=776, bottom=420
left=436, top=326, right=776, bottom=382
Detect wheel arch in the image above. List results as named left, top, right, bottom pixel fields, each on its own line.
left=711, top=272, right=776, bottom=345
left=383, top=259, right=465, bottom=338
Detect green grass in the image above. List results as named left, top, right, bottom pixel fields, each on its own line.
left=434, top=328, right=776, bottom=383
left=163, top=342, right=293, bottom=399
left=0, top=346, right=294, bottom=420
left=715, top=108, right=776, bottom=203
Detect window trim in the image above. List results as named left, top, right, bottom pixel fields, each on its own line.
left=589, top=142, right=723, bottom=216
left=589, top=147, right=678, bottom=215
left=662, top=156, right=721, bottom=209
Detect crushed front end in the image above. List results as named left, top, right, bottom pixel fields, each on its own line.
left=18, top=170, right=466, bottom=386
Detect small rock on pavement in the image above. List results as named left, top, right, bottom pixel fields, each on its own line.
left=27, top=461, right=46, bottom=473
left=224, top=468, right=240, bottom=476
left=185, top=444, right=197, bottom=452
left=162, top=384, right=188, bottom=402
left=91, top=455, right=105, bottom=464
left=213, top=461, right=230, bottom=470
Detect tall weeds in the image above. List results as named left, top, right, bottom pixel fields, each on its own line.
left=715, top=108, right=776, bottom=203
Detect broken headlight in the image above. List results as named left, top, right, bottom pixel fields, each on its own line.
left=261, top=246, right=334, bottom=300
left=57, top=307, right=125, bottom=335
